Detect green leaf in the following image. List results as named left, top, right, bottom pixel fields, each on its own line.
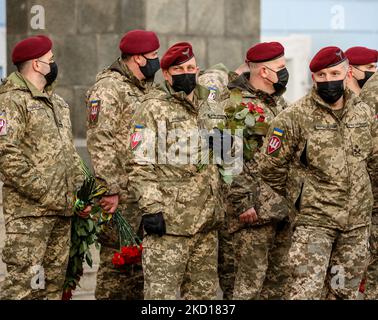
left=245, top=113, right=256, bottom=128
left=234, top=108, right=249, bottom=120
left=86, top=219, right=94, bottom=233
left=222, top=174, right=233, bottom=185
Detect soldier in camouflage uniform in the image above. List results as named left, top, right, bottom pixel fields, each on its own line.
left=259, top=46, right=378, bottom=300
left=359, top=66, right=378, bottom=300
left=0, top=35, right=89, bottom=300
left=345, top=46, right=377, bottom=95
left=220, top=42, right=292, bottom=300
left=128, top=42, right=224, bottom=300
left=86, top=30, right=160, bottom=300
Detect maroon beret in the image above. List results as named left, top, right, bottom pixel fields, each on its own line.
left=310, top=46, right=347, bottom=72
left=246, top=42, right=285, bottom=63
left=345, top=46, right=378, bottom=65
left=119, top=29, right=160, bottom=55
left=12, top=35, right=53, bottom=65
left=160, top=42, right=194, bottom=70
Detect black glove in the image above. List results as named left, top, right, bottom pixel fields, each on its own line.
left=142, top=213, right=166, bottom=237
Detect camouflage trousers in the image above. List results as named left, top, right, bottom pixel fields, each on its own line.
left=0, top=216, right=71, bottom=300
left=95, top=245, right=144, bottom=300
left=218, top=223, right=235, bottom=300
left=143, top=230, right=218, bottom=300
left=232, top=221, right=292, bottom=300
left=365, top=223, right=378, bottom=300
left=287, top=225, right=369, bottom=300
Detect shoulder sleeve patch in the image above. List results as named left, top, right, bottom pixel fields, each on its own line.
left=88, top=100, right=101, bottom=124
left=0, top=111, right=7, bottom=136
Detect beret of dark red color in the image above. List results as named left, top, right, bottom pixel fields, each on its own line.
left=12, top=35, right=53, bottom=65
left=119, top=29, right=160, bottom=55
left=345, top=46, right=378, bottom=65
left=160, top=42, right=194, bottom=70
left=310, top=46, right=347, bottom=72
left=245, top=42, right=285, bottom=63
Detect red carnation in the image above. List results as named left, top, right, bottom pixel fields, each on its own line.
left=247, top=102, right=255, bottom=112
left=118, top=244, right=143, bottom=265
left=112, top=252, right=125, bottom=267
left=62, top=289, right=73, bottom=301
left=257, top=115, right=265, bottom=123
left=255, top=106, right=265, bottom=114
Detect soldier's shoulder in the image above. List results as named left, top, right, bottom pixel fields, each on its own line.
left=140, top=87, right=169, bottom=104
left=361, top=71, right=378, bottom=93
left=52, top=93, right=71, bottom=109
left=87, top=69, right=132, bottom=98
left=351, top=95, right=375, bottom=118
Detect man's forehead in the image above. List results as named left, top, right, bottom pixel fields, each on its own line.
left=265, top=56, right=286, bottom=68
left=315, top=62, right=347, bottom=73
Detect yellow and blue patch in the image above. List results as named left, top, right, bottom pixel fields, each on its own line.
left=273, top=127, right=284, bottom=137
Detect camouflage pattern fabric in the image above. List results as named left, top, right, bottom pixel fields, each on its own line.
left=0, top=71, right=82, bottom=300
left=259, top=87, right=378, bottom=299
left=86, top=59, right=153, bottom=299
left=142, top=231, right=218, bottom=300
left=0, top=216, right=71, bottom=300
left=128, top=82, right=222, bottom=299
left=287, top=225, right=369, bottom=299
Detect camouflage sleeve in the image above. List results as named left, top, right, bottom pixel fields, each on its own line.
left=0, top=95, right=48, bottom=200
left=258, top=108, right=299, bottom=196
left=86, top=86, right=122, bottom=195
left=360, top=72, right=378, bottom=113
left=367, top=110, right=378, bottom=182
left=128, top=100, right=164, bottom=215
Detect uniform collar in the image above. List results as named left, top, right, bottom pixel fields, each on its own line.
left=228, top=72, right=284, bottom=105
left=310, top=85, right=357, bottom=116
left=109, top=58, right=150, bottom=91
left=6, top=72, right=51, bottom=99
left=163, top=81, right=209, bottom=114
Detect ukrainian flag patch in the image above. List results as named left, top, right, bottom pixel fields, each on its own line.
left=273, top=127, right=284, bottom=137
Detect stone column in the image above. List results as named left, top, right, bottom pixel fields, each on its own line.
left=4, top=0, right=260, bottom=300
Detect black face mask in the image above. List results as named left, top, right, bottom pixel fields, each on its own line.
left=316, top=79, right=345, bottom=104
left=355, top=70, right=375, bottom=89
left=38, top=60, right=58, bottom=86
left=139, top=56, right=160, bottom=79
left=171, top=73, right=197, bottom=95
left=265, top=66, right=289, bottom=95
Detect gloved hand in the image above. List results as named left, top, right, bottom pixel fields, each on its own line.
left=142, top=212, right=166, bottom=237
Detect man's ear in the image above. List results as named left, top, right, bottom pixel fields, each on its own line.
left=259, top=65, right=268, bottom=78
left=162, top=69, right=170, bottom=82
left=346, top=65, right=353, bottom=79
left=31, top=59, right=40, bottom=73
left=133, top=54, right=144, bottom=66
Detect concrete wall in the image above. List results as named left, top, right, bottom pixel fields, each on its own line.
left=2, top=0, right=260, bottom=299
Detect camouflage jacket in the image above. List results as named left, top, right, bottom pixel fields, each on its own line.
left=127, top=82, right=224, bottom=236
left=198, top=63, right=239, bottom=104
left=223, top=72, right=290, bottom=233
left=360, top=71, right=378, bottom=114
left=359, top=71, right=378, bottom=219
left=0, top=72, right=82, bottom=223
left=86, top=59, right=154, bottom=197
left=259, top=87, right=378, bottom=231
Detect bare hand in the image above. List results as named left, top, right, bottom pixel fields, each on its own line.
left=99, top=194, right=119, bottom=214
left=239, top=207, right=258, bottom=224
left=77, top=205, right=92, bottom=219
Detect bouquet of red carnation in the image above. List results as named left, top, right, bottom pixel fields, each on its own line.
left=112, top=243, right=143, bottom=269
left=107, top=209, right=143, bottom=270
